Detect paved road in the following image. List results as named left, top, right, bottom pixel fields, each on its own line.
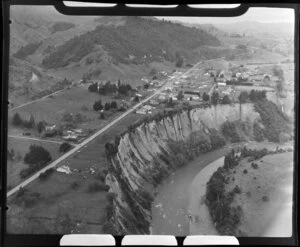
left=8, top=135, right=65, bottom=145
left=7, top=61, right=203, bottom=198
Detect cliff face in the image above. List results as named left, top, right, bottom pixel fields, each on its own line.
left=105, top=104, right=260, bottom=234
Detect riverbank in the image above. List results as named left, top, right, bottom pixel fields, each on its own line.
left=188, top=157, right=224, bottom=235
left=188, top=142, right=293, bottom=236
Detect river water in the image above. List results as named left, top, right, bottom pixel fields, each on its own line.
left=150, top=146, right=232, bottom=236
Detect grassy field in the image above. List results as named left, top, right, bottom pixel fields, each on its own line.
left=7, top=112, right=142, bottom=234
left=8, top=84, right=135, bottom=135
left=7, top=137, right=61, bottom=189
left=226, top=151, right=293, bottom=236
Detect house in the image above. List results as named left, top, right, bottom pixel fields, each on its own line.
left=217, top=82, right=227, bottom=87
left=73, top=129, right=83, bottom=134
left=63, top=134, right=78, bottom=141
left=136, top=109, right=147, bottom=115
left=158, top=95, right=166, bottom=102
left=149, top=99, right=159, bottom=105
left=45, top=124, right=56, bottom=131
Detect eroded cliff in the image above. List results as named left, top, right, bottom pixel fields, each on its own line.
left=105, top=103, right=260, bottom=234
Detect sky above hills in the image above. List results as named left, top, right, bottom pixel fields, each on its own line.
left=62, top=2, right=294, bottom=24
left=157, top=7, right=294, bottom=24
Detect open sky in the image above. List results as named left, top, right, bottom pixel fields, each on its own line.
left=157, top=7, right=294, bottom=24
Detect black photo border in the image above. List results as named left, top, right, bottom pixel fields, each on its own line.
left=1, top=0, right=299, bottom=246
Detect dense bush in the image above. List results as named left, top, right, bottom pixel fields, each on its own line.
left=221, top=121, right=243, bottom=143
left=206, top=149, right=245, bottom=235
left=254, top=100, right=291, bottom=142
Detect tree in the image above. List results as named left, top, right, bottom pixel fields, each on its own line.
left=110, top=101, right=118, bottom=109
left=211, top=92, right=219, bottom=105
left=29, top=114, right=35, bottom=128
left=202, top=92, right=210, bottom=102
left=59, top=142, right=72, bottom=153
left=177, top=91, right=184, bottom=100
left=12, top=112, right=23, bottom=126
left=104, top=102, right=111, bottom=111
left=222, top=95, right=231, bottom=104
left=37, top=121, right=45, bottom=134
left=272, top=65, right=284, bottom=81
left=238, top=91, right=249, bottom=104
left=88, top=82, right=98, bottom=92
left=175, top=52, right=184, bottom=68
left=24, top=145, right=52, bottom=166
left=93, top=100, right=103, bottom=111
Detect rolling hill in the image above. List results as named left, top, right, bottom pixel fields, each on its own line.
left=41, top=16, right=221, bottom=69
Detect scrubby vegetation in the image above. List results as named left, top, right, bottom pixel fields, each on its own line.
left=38, top=168, right=54, bottom=180
left=59, top=142, right=72, bottom=153
left=15, top=187, right=41, bottom=208
left=254, top=100, right=292, bottom=142
left=14, top=42, right=42, bottom=59
left=50, top=22, right=75, bottom=33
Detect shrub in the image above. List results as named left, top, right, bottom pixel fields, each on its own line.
left=59, top=142, right=72, bottom=153
left=87, top=182, right=106, bottom=193
left=232, top=185, right=241, bottom=194
left=251, top=162, right=258, bottom=169
left=71, top=181, right=80, bottom=189
left=39, top=168, right=54, bottom=180
left=106, top=192, right=117, bottom=202
left=262, top=195, right=269, bottom=202
left=95, top=171, right=106, bottom=182
left=243, top=169, right=248, bottom=174
left=15, top=189, right=41, bottom=208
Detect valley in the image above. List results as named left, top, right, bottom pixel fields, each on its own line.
left=6, top=6, right=295, bottom=237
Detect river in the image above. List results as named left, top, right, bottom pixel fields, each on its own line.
left=151, top=141, right=293, bottom=236
left=150, top=146, right=233, bottom=236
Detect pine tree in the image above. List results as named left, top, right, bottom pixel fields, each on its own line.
left=12, top=112, right=23, bottom=126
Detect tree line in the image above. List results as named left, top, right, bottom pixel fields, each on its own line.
left=12, top=112, right=48, bottom=134
left=88, top=80, right=133, bottom=96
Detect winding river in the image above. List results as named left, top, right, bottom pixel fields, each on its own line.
left=151, top=146, right=233, bottom=236
left=151, top=141, right=293, bottom=236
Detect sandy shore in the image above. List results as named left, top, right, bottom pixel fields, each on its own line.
left=188, top=157, right=224, bottom=235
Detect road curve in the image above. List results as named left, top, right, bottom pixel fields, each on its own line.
left=7, top=61, right=203, bottom=198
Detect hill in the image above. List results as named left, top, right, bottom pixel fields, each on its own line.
left=41, top=17, right=221, bottom=69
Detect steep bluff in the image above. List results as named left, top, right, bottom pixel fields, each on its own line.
left=105, top=103, right=260, bottom=234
